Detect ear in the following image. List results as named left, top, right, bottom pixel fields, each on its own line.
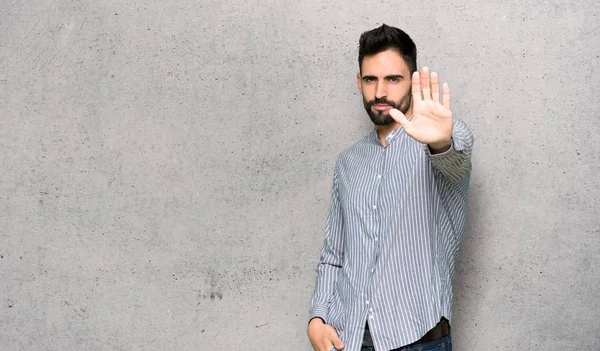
left=356, top=73, right=362, bottom=93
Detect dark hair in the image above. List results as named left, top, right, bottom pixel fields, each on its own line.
left=358, top=24, right=417, bottom=74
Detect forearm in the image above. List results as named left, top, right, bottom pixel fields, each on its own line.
left=426, top=118, right=474, bottom=183
left=309, top=161, right=345, bottom=323
left=309, top=246, right=343, bottom=323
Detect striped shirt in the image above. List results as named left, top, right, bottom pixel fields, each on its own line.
left=309, top=119, right=474, bottom=351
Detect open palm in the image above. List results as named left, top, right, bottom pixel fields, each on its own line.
left=390, top=67, right=453, bottom=148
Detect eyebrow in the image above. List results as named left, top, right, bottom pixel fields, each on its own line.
left=361, top=74, right=404, bottom=81
left=385, top=74, right=404, bottom=80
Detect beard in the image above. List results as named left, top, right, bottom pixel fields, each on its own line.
left=363, top=91, right=412, bottom=126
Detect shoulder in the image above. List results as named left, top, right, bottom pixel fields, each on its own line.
left=335, top=132, right=375, bottom=168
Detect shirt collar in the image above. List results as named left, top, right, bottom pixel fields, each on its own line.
left=385, top=126, right=404, bottom=145
left=369, top=115, right=413, bottom=147
left=369, top=124, right=405, bottom=147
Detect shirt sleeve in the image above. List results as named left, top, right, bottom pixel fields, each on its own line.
left=309, top=160, right=345, bottom=324
left=424, top=118, right=474, bottom=184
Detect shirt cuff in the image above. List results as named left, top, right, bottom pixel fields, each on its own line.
left=426, top=137, right=461, bottom=157
left=309, top=305, right=329, bottom=324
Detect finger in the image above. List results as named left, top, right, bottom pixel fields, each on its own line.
left=411, top=71, right=421, bottom=102
left=327, top=327, right=344, bottom=350
left=389, top=108, right=410, bottom=126
left=430, top=71, right=440, bottom=104
left=333, top=340, right=344, bottom=350
left=320, top=340, right=334, bottom=351
left=442, top=82, right=451, bottom=110
left=330, top=334, right=344, bottom=350
left=420, top=66, right=431, bottom=100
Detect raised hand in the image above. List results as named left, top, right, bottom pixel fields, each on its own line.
left=389, top=66, right=453, bottom=150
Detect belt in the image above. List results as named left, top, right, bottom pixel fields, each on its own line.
left=362, top=318, right=450, bottom=348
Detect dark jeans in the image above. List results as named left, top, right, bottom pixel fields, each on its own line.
left=361, top=335, right=452, bottom=351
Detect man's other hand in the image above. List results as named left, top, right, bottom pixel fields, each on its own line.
left=307, top=318, right=344, bottom=351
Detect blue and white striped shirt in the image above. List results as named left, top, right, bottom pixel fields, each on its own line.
left=309, top=119, right=474, bottom=351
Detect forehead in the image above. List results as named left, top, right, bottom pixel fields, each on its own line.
left=361, top=49, right=409, bottom=76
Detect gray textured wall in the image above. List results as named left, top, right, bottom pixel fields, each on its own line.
left=1, top=0, right=599, bottom=350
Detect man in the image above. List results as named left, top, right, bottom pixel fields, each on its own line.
left=307, top=24, right=474, bottom=351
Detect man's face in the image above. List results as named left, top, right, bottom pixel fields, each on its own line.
left=357, top=49, right=412, bottom=126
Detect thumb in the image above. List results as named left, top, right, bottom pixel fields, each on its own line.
left=389, top=108, right=410, bottom=126
left=330, top=331, right=344, bottom=350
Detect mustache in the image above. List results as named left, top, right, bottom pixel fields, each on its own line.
left=366, top=98, right=398, bottom=108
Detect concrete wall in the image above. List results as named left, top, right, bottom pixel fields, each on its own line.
left=1, top=0, right=599, bottom=349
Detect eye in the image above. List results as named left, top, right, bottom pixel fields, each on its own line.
left=388, top=77, right=401, bottom=83
left=363, top=77, right=376, bottom=83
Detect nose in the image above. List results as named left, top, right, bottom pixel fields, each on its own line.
left=375, top=81, right=387, bottom=99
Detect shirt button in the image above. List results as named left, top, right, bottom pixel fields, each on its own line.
left=374, top=237, right=378, bottom=241
left=371, top=268, right=375, bottom=273
left=377, top=174, right=381, bottom=179
left=372, top=205, right=377, bottom=210
left=365, top=300, right=370, bottom=305
left=369, top=315, right=374, bottom=319
left=369, top=308, right=373, bottom=313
